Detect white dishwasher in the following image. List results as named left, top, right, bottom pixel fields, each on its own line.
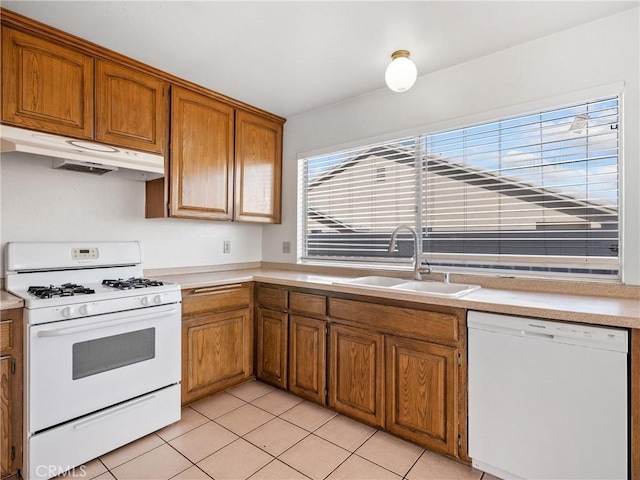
left=468, top=311, right=628, bottom=480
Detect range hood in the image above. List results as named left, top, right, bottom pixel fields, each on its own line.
left=0, top=125, right=165, bottom=181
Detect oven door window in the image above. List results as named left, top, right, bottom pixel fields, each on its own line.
left=72, top=328, right=156, bottom=380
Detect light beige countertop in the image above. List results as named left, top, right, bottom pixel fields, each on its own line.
left=154, top=267, right=640, bottom=330
left=1, top=290, right=23, bottom=310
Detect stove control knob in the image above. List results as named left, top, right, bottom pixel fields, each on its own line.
left=61, top=306, right=73, bottom=318
left=153, top=295, right=162, bottom=305
left=79, top=304, right=91, bottom=316
left=141, top=296, right=150, bottom=306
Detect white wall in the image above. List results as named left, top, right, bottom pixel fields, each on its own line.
left=263, top=8, right=640, bottom=285
left=0, top=152, right=262, bottom=272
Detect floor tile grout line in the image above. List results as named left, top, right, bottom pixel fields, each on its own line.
left=176, top=464, right=214, bottom=480
left=322, top=450, right=356, bottom=480
left=311, top=421, right=377, bottom=454
left=262, top=426, right=313, bottom=459
left=247, top=395, right=305, bottom=417
left=99, top=435, right=167, bottom=472
left=212, top=411, right=274, bottom=439
left=189, top=396, right=250, bottom=422
left=350, top=451, right=415, bottom=479
left=103, top=434, right=177, bottom=479
left=157, top=407, right=212, bottom=443
left=273, top=432, right=354, bottom=480
left=240, top=421, right=308, bottom=457
left=97, top=381, right=478, bottom=480
left=163, top=439, right=201, bottom=472
left=193, top=435, right=277, bottom=473
left=255, top=457, right=313, bottom=480
left=225, top=384, right=276, bottom=403
left=397, top=446, right=426, bottom=480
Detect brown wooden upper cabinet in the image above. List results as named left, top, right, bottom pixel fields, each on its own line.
left=1, top=25, right=168, bottom=154
left=147, top=87, right=284, bottom=223
left=1, top=26, right=94, bottom=139
left=234, top=110, right=283, bottom=224
left=95, top=59, right=167, bottom=154
left=169, top=86, right=235, bottom=220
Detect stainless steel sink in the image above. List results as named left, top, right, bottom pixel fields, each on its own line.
left=390, top=280, right=480, bottom=298
left=334, top=276, right=480, bottom=298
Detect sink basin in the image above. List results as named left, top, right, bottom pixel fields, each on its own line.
left=333, top=276, right=408, bottom=288
left=333, top=276, right=480, bottom=298
left=390, top=281, right=480, bottom=298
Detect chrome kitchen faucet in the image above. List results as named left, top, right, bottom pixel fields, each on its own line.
left=387, top=225, right=431, bottom=280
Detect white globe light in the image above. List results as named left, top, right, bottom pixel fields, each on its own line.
left=385, top=50, right=417, bottom=93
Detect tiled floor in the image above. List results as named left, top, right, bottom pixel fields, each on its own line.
left=62, top=380, right=496, bottom=480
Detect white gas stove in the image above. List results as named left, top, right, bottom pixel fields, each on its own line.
left=6, top=241, right=181, bottom=323
left=4, top=241, right=182, bottom=480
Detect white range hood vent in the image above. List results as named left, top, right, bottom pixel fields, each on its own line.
left=52, top=158, right=119, bottom=175
left=0, top=125, right=165, bottom=181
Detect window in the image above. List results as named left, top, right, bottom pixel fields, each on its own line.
left=298, top=96, right=620, bottom=279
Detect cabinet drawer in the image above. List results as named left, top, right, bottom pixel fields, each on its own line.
left=290, top=292, right=326, bottom=318
left=329, top=298, right=458, bottom=343
left=0, top=320, right=12, bottom=351
left=182, top=284, right=251, bottom=316
left=256, top=286, right=288, bottom=311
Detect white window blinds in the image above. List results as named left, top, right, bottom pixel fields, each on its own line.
left=299, top=96, right=620, bottom=279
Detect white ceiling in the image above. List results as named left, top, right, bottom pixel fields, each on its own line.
left=3, top=1, right=638, bottom=119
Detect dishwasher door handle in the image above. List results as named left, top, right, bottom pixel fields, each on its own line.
left=523, top=331, right=554, bottom=340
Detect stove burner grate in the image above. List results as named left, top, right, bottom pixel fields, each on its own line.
left=102, top=277, right=164, bottom=290
left=28, top=284, right=96, bottom=299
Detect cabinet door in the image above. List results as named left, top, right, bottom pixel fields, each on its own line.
left=170, top=86, right=234, bottom=220
left=0, top=309, right=22, bottom=479
left=328, top=324, right=384, bottom=427
left=0, top=356, right=12, bottom=478
left=256, top=308, right=288, bottom=389
left=289, top=315, right=326, bottom=404
left=385, top=335, right=457, bottom=455
left=1, top=26, right=93, bottom=138
left=182, top=308, right=253, bottom=404
left=234, top=110, right=282, bottom=224
left=95, top=59, right=167, bottom=153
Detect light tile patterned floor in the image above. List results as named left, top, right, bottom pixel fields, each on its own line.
left=60, top=380, right=494, bottom=480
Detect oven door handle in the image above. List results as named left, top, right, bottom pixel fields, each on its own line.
left=37, top=307, right=179, bottom=337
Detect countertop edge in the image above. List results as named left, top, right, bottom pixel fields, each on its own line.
left=1, top=290, right=24, bottom=310
left=154, top=268, right=640, bottom=330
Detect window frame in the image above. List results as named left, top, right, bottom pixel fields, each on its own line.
left=297, top=93, right=622, bottom=281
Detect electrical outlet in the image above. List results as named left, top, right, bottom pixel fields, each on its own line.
left=223, top=240, right=231, bottom=254
left=282, top=241, right=291, bottom=254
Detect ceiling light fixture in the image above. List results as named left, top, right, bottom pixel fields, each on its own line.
left=385, top=50, right=417, bottom=93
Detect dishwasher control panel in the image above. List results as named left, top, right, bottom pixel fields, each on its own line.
left=468, top=311, right=628, bottom=352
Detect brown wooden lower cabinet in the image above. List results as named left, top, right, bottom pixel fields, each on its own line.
left=182, top=307, right=253, bottom=404
left=256, top=307, right=288, bottom=389
left=328, top=323, right=384, bottom=427
left=385, top=334, right=458, bottom=456
left=288, top=315, right=326, bottom=404
left=254, top=285, right=465, bottom=459
left=1, top=356, right=14, bottom=478
left=1, top=308, right=23, bottom=479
